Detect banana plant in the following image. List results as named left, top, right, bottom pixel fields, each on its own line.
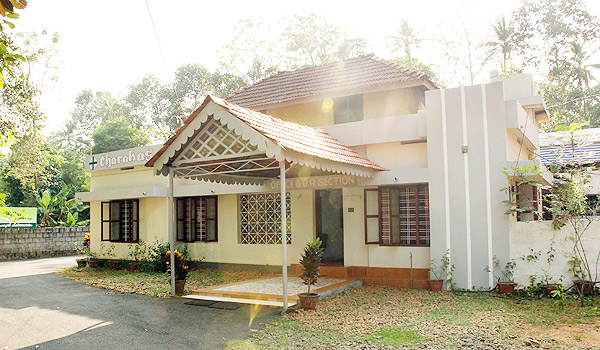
left=36, top=186, right=89, bottom=227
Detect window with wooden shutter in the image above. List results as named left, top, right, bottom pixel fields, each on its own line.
left=176, top=196, right=218, bottom=242
left=378, top=185, right=429, bottom=246
left=364, top=188, right=380, bottom=244
left=100, top=199, right=139, bottom=243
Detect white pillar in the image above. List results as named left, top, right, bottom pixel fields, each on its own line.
left=280, top=161, right=288, bottom=310
left=168, top=167, right=176, bottom=295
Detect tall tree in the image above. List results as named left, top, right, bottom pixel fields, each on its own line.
left=217, top=19, right=281, bottom=85
left=386, top=19, right=422, bottom=60
left=484, top=15, right=518, bottom=75
left=91, top=118, right=149, bottom=154
left=513, top=0, right=600, bottom=130
left=281, top=13, right=367, bottom=68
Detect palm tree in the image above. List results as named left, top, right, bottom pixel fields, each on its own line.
left=386, top=19, right=422, bottom=60
left=484, top=15, right=517, bottom=75
left=570, top=42, right=600, bottom=89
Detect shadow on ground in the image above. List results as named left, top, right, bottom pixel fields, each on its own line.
left=0, top=259, right=279, bottom=350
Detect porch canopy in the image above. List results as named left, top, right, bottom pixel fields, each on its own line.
left=146, top=95, right=386, bottom=308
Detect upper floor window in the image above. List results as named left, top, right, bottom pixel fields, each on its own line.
left=101, top=199, right=139, bottom=243
left=334, top=94, right=363, bottom=124
left=176, top=196, right=218, bottom=242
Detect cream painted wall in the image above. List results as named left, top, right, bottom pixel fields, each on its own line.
left=363, top=87, right=424, bottom=119
left=89, top=197, right=169, bottom=259
left=510, top=220, right=600, bottom=288
left=264, top=87, right=425, bottom=127
left=91, top=165, right=165, bottom=192
left=341, top=187, right=430, bottom=269
left=266, top=100, right=332, bottom=127
left=342, top=187, right=369, bottom=266
left=506, top=132, right=533, bottom=162
left=365, top=142, right=428, bottom=169
left=90, top=184, right=431, bottom=269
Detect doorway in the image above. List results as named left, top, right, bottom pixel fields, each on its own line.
left=315, top=189, right=344, bottom=264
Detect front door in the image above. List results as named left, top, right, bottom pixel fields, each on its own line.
left=315, top=189, right=344, bottom=264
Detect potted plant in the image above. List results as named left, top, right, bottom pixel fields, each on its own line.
left=127, top=240, right=147, bottom=272
left=298, top=238, right=324, bottom=310
left=100, top=243, right=118, bottom=269
left=166, top=250, right=189, bottom=295
left=428, top=250, right=452, bottom=291
left=569, top=257, right=596, bottom=295
left=88, top=250, right=100, bottom=268
left=74, top=233, right=90, bottom=267
left=492, top=258, right=516, bottom=294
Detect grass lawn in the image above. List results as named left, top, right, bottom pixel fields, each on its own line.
left=238, top=286, right=600, bottom=350
left=58, top=266, right=274, bottom=298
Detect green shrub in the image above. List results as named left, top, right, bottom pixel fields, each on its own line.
left=140, top=240, right=189, bottom=273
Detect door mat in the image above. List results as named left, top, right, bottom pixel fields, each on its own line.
left=184, top=299, right=241, bottom=310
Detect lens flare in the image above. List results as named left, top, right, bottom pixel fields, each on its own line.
left=248, top=303, right=262, bottom=329
left=322, top=98, right=334, bottom=113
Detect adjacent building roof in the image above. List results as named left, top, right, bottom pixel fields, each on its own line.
left=227, top=54, right=436, bottom=108
left=146, top=95, right=387, bottom=176
left=539, top=128, right=600, bottom=165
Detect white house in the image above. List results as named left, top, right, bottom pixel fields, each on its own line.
left=78, top=55, right=578, bottom=293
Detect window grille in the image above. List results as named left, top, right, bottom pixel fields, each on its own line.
left=176, top=196, right=217, bottom=242
left=372, top=185, right=429, bottom=246
left=101, top=199, right=139, bottom=243
left=239, top=192, right=291, bottom=244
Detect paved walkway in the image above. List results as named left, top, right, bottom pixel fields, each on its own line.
left=0, top=256, right=278, bottom=349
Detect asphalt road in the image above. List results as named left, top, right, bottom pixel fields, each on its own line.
left=0, top=256, right=278, bottom=350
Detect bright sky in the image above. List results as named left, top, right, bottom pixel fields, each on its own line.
left=13, top=0, right=600, bottom=135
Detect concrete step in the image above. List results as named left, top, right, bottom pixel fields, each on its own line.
left=186, top=277, right=362, bottom=306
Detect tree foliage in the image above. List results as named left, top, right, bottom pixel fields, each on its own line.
left=386, top=19, right=423, bottom=60
left=484, top=15, right=519, bottom=76
left=512, top=0, right=600, bottom=131
left=91, top=118, right=149, bottom=154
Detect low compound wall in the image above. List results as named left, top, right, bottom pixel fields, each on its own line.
left=510, top=220, right=600, bottom=288
left=0, top=226, right=88, bottom=259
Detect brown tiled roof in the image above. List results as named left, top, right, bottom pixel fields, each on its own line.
left=227, top=54, right=435, bottom=108
left=146, top=95, right=387, bottom=172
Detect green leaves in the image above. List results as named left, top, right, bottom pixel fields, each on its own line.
left=41, top=189, right=50, bottom=207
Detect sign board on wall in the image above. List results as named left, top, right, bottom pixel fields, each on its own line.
left=266, top=175, right=366, bottom=190
left=0, top=207, right=37, bottom=228
left=84, top=145, right=163, bottom=172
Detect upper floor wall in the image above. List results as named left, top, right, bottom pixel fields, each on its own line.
left=259, top=85, right=427, bottom=128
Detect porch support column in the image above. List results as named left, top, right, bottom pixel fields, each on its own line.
left=280, top=161, right=288, bottom=311
left=168, top=167, right=176, bottom=296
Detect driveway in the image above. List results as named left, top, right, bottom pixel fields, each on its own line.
left=0, top=256, right=278, bottom=349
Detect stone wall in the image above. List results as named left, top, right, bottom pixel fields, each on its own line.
left=510, top=220, right=600, bottom=288
left=0, top=226, right=88, bottom=259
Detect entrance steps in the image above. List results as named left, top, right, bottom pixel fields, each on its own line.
left=184, top=276, right=362, bottom=307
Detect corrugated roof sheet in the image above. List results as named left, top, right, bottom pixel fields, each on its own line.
left=227, top=54, right=434, bottom=108
left=539, top=128, right=600, bottom=165
left=147, top=95, right=387, bottom=172
left=540, top=144, right=600, bottom=165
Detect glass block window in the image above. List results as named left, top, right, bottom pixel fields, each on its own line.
left=378, top=185, right=429, bottom=246
left=239, top=192, right=291, bottom=244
